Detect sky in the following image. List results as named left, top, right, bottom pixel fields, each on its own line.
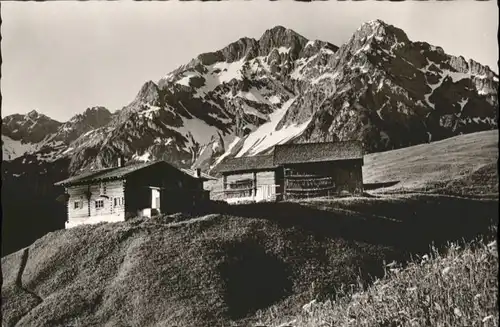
left=1, top=1, right=498, bottom=122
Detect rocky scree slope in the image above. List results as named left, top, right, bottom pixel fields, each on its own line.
left=2, top=20, right=498, bottom=177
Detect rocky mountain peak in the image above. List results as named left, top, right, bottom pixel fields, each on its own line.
left=135, top=80, right=162, bottom=105
left=26, top=109, right=41, bottom=119
left=23, top=110, right=58, bottom=124
left=83, top=106, right=110, bottom=115
left=175, top=37, right=260, bottom=72
left=258, top=25, right=308, bottom=56
left=218, top=37, right=259, bottom=63
left=71, top=106, right=112, bottom=125
left=351, top=19, right=409, bottom=49
left=2, top=110, right=62, bottom=148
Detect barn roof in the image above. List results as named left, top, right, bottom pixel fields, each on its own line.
left=180, top=168, right=217, bottom=180
left=273, top=140, right=363, bottom=165
left=213, top=154, right=277, bottom=173
left=54, top=160, right=212, bottom=186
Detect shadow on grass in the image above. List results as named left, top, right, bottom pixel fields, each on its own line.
left=363, top=181, right=400, bottom=190
left=218, top=241, right=293, bottom=320
left=207, top=195, right=498, bottom=255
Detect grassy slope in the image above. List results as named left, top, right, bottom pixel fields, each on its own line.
left=363, top=130, right=499, bottom=196
left=1, top=212, right=405, bottom=327
left=262, top=237, right=498, bottom=327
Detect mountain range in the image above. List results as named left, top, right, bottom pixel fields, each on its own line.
left=2, top=19, right=498, bottom=179
left=2, top=18, right=499, bottom=259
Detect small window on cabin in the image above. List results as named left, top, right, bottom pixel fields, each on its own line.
left=74, top=201, right=81, bottom=209
left=95, top=200, right=104, bottom=209
left=114, top=198, right=118, bottom=207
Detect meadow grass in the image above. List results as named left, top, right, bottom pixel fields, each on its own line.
left=259, top=230, right=499, bottom=327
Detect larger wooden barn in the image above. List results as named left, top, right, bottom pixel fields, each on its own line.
left=215, top=140, right=364, bottom=203
left=54, top=159, right=213, bottom=228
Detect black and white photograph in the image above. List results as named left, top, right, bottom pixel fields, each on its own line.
left=1, top=1, right=498, bottom=326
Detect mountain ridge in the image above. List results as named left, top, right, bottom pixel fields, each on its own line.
left=2, top=20, right=498, bottom=176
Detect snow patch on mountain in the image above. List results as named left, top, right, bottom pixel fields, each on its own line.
left=133, top=151, right=152, bottom=162
left=312, top=72, right=339, bottom=85
left=290, top=53, right=321, bottom=80
left=177, top=58, right=247, bottom=98
left=168, top=115, right=222, bottom=153
left=305, top=40, right=317, bottom=48
left=231, top=87, right=273, bottom=105
left=268, top=95, right=282, bottom=104
left=2, top=135, right=41, bottom=160
left=241, top=103, right=268, bottom=120
left=176, top=72, right=198, bottom=87
left=424, top=73, right=447, bottom=109
left=212, top=136, right=241, bottom=168
left=235, top=97, right=311, bottom=157
left=458, top=99, right=468, bottom=111
left=138, top=105, right=163, bottom=119
left=277, top=46, right=291, bottom=54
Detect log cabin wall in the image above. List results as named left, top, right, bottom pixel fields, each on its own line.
left=67, top=180, right=125, bottom=220
left=283, top=159, right=363, bottom=200
left=89, top=180, right=125, bottom=217
left=67, top=185, right=91, bottom=219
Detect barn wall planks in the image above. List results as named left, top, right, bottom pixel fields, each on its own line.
left=256, top=171, right=276, bottom=187
left=256, top=171, right=277, bottom=201
left=225, top=173, right=254, bottom=184
left=223, top=170, right=278, bottom=202
left=283, top=159, right=364, bottom=199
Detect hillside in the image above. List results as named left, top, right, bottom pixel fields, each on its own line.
left=1, top=213, right=400, bottom=327
left=2, top=194, right=497, bottom=327
left=363, top=129, right=499, bottom=196
left=262, top=236, right=498, bottom=327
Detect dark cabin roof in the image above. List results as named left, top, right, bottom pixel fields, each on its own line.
left=54, top=160, right=212, bottom=187
left=273, top=140, right=364, bottom=165
left=214, top=154, right=278, bottom=174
